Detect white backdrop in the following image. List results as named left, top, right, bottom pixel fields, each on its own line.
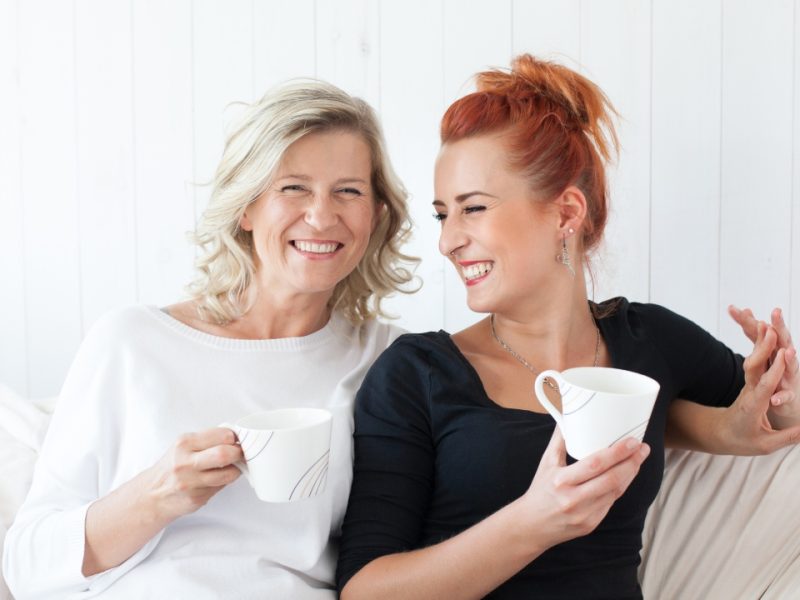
left=1, top=0, right=798, bottom=399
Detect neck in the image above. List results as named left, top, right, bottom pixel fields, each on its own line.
left=490, top=272, right=598, bottom=372
left=228, top=285, right=334, bottom=340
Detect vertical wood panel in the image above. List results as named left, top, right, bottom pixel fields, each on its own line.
left=512, top=0, right=580, bottom=61
left=650, top=0, right=721, bottom=335
left=134, top=0, right=195, bottom=305
left=793, top=0, right=800, bottom=335
left=253, top=0, right=316, bottom=94
left=720, top=0, right=794, bottom=354
left=315, top=0, right=380, bottom=107
left=18, top=0, right=82, bottom=397
left=580, top=0, right=652, bottom=305
left=192, top=0, right=254, bottom=223
left=442, top=0, right=512, bottom=333
left=380, top=0, right=445, bottom=333
left=75, top=0, right=137, bottom=329
left=0, top=0, right=29, bottom=396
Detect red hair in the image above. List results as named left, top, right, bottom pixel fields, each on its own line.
left=440, top=54, right=619, bottom=253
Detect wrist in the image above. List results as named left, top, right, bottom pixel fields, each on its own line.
left=503, top=496, right=550, bottom=562
left=709, top=405, right=738, bottom=454
left=136, top=466, right=178, bottom=528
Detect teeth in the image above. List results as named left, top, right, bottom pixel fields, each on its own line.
left=295, top=241, right=339, bottom=254
left=462, top=262, right=493, bottom=281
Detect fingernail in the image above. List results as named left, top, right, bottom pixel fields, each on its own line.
left=639, top=445, right=651, bottom=459
left=626, top=438, right=639, bottom=450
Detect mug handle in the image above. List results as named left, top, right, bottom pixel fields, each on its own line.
left=218, top=422, right=250, bottom=482
left=534, top=370, right=565, bottom=429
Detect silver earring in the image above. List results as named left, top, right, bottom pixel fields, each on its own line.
left=556, top=234, right=575, bottom=277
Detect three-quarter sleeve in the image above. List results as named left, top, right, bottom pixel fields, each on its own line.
left=638, top=303, right=745, bottom=408
left=2, top=314, right=163, bottom=599
left=336, top=337, right=435, bottom=592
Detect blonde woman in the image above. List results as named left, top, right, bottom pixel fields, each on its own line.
left=3, top=81, right=416, bottom=599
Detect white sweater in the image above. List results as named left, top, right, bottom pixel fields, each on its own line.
left=3, top=306, right=402, bottom=599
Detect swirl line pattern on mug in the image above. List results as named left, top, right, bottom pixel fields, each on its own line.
left=559, top=383, right=597, bottom=415
left=610, top=419, right=649, bottom=445
left=240, top=430, right=275, bottom=462
left=289, top=450, right=330, bottom=501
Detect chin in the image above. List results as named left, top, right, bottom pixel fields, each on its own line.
left=465, top=295, right=495, bottom=315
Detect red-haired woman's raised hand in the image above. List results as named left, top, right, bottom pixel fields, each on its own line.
left=729, top=305, right=800, bottom=431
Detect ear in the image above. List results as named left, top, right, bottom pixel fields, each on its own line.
left=240, top=210, right=253, bottom=232
left=554, top=186, right=587, bottom=234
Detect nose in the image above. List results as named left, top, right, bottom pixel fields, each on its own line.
left=438, top=215, right=467, bottom=258
left=304, top=192, right=339, bottom=231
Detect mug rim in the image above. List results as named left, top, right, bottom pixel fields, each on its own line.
left=557, top=366, right=660, bottom=395
left=236, top=407, right=332, bottom=431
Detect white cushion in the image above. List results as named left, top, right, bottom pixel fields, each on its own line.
left=640, top=446, right=800, bottom=599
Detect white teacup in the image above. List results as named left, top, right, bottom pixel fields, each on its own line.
left=221, top=408, right=332, bottom=503
left=534, top=367, right=659, bottom=460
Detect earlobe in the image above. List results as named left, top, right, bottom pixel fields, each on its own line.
left=556, top=186, right=588, bottom=233
left=240, top=211, right=253, bottom=232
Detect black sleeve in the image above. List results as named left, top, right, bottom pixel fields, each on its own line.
left=336, top=336, right=435, bottom=592
left=639, top=303, right=745, bottom=408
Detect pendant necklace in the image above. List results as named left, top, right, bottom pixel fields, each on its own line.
left=489, top=313, right=601, bottom=391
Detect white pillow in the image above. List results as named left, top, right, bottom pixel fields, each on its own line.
left=0, top=428, right=38, bottom=600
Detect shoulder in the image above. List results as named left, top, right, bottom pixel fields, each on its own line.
left=79, top=305, right=161, bottom=352
left=373, top=330, right=457, bottom=368
left=354, top=332, right=450, bottom=429
left=354, top=317, right=407, bottom=350
left=596, top=297, right=712, bottom=343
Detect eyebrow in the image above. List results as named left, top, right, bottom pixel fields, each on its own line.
left=276, top=174, right=369, bottom=185
left=432, top=190, right=498, bottom=207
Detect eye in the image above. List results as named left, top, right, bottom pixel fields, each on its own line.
left=280, top=184, right=307, bottom=193
left=464, top=205, right=486, bottom=214
left=336, top=187, right=364, bottom=197
left=433, top=212, right=446, bottom=222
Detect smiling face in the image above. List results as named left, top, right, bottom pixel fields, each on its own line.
left=240, top=129, right=376, bottom=305
left=434, top=132, right=566, bottom=315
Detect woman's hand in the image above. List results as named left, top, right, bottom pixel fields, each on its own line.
left=341, top=428, right=650, bottom=600
left=145, top=427, right=244, bottom=521
left=83, top=427, right=243, bottom=576
left=520, top=428, right=650, bottom=549
left=729, top=305, right=800, bottom=430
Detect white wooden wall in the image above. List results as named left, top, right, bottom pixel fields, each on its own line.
left=1, top=0, right=798, bottom=399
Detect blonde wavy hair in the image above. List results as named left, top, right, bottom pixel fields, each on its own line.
left=186, top=80, right=418, bottom=325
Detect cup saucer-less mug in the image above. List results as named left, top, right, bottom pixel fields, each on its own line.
left=220, top=408, right=333, bottom=503
left=534, top=367, right=660, bottom=460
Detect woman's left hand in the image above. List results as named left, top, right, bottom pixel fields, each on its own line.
left=729, top=305, right=800, bottom=429
left=666, top=313, right=800, bottom=455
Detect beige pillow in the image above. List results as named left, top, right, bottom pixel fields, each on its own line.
left=640, top=445, right=800, bottom=599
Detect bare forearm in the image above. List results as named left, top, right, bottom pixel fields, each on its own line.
left=341, top=497, right=546, bottom=600
left=665, top=400, right=731, bottom=454
left=82, top=468, right=170, bottom=576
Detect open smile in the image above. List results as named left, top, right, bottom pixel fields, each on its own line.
left=459, top=261, right=494, bottom=286
left=291, top=240, right=344, bottom=258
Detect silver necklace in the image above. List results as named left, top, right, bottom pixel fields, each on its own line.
left=490, top=313, right=601, bottom=391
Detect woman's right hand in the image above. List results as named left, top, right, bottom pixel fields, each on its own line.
left=521, top=428, right=650, bottom=549
left=144, top=427, right=244, bottom=522
left=83, top=427, right=244, bottom=576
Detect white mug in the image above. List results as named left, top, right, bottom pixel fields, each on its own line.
left=534, top=367, right=659, bottom=460
left=221, top=408, right=332, bottom=503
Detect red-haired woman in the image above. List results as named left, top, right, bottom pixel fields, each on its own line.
left=336, top=55, right=800, bottom=599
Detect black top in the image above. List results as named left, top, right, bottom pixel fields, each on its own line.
left=336, top=299, right=744, bottom=599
